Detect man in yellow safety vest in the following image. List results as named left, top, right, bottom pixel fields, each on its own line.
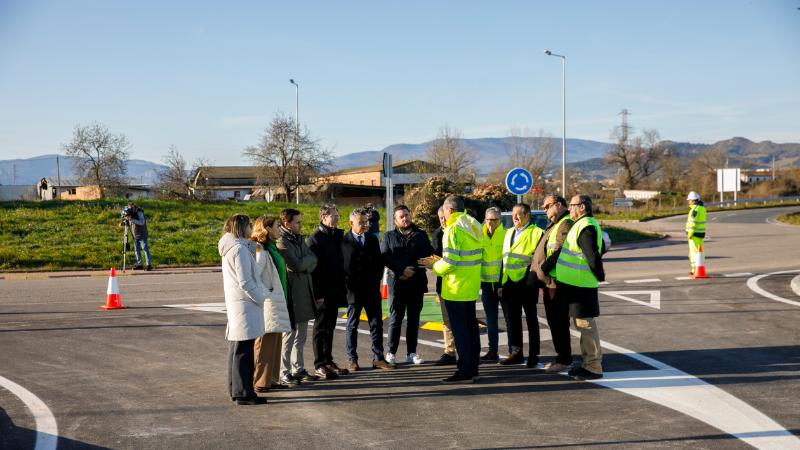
left=497, top=203, right=544, bottom=367
left=419, top=195, right=483, bottom=383
left=479, top=206, right=509, bottom=362
left=555, top=194, right=605, bottom=381
left=685, top=191, right=707, bottom=275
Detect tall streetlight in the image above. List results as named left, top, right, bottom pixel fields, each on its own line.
left=544, top=49, right=566, bottom=197
left=289, top=78, right=300, bottom=204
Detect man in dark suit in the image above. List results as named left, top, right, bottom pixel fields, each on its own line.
left=343, top=208, right=396, bottom=371
left=307, top=204, right=349, bottom=379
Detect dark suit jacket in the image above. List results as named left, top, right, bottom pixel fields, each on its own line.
left=307, top=224, right=348, bottom=308
left=342, top=231, right=383, bottom=305
left=380, top=224, right=434, bottom=296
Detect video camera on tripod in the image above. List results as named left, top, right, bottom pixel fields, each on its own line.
left=119, top=206, right=132, bottom=270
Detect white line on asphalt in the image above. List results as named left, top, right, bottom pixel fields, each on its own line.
left=746, top=270, right=800, bottom=307
left=723, top=272, right=753, bottom=278
left=601, top=290, right=661, bottom=309
left=766, top=214, right=798, bottom=227
left=0, top=375, right=58, bottom=450
left=624, top=278, right=661, bottom=284
left=675, top=276, right=693, bottom=280
left=166, top=302, right=800, bottom=449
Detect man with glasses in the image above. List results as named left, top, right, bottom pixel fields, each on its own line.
left=479, top=206, right=510, bottom=362
left=532, top=195, right=574, bottom=373
left=307, top=204, right=349, bottom=379
left=497, top=203, right=544, bottom=367
left=555, top=195, right=606, bottom=381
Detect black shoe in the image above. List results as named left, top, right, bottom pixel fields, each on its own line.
left=480, top=351, right=499, bottom=363
left=442, top=373, right=475, bottom=383
left=526, top=357, right=540, bottom=368
left=146, top=265, right=153, bottom=271
left=435, top=353, right=458, bottom=365
left=571, top=367, right=603, bottom=381
left=567, top=364, right=582, bottom=377
left=269, top=383, right=289, bottom=390
left=235, top=397, right=267, bottom=405
left=133, top=264, right=143, bottom=270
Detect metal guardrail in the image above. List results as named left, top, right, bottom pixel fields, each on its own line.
left=705, top=195, right=800, bottom=208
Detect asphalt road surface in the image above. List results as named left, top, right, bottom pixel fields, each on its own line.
left=1, top=207, right=799, bottom=449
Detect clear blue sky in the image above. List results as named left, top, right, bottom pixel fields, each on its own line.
left=1, top=0, right=798, bottom=165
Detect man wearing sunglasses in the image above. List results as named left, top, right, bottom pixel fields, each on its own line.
left=532, top=195, right=574, bottom=374
left=555, top=194, right=606, bottom=381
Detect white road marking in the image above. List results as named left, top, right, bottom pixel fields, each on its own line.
left=624, top=278, right=661, bottom=284
left=167, top=302, right=800, bottom=449
left=0, top=375, right=58, bottom=450
left=724, top=272, right=754, bottom=278
left=746, top=270, right=800, bottom=307
left=599, top=281, right=610, bottom=285
left=601, top=290, right=661, bottom=309
left=766, top=214, right=798, bottom=227
left=675, top=276, right=693, bottom=280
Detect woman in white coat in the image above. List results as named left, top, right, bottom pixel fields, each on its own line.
left=219, top=214, right=267, bottom=405
left=250, top=215, right=293, bottom=392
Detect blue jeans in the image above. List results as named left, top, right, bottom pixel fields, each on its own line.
left=133, top=238, right=151, bottom=266
left=344, top=301, right=384, bottom=361
left=445, top=300, right=480, bottom=378
left=481, top=283, right=511, bottom=353
left=481, top=282, right=511, bottom=354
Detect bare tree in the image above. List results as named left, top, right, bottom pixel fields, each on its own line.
left=154, top=145, right=210, bottom=199
left=242, top=113, right=333, bottom=201
left=425, top=126, right=476, bottom=183
left=62, top=122, right=130, bottom=198
left=506, top=127, right=555, bottom=182
left=657, top=145, right=689, bottom=192
left=606, top=126, right=662, bottom=189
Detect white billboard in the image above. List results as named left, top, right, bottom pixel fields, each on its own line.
left=716, top=168, right=741, bottom=193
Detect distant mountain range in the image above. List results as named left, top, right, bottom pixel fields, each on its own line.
left=332, top=137, right=613, bottom=174
left=2, top=137, right=797, bottom=186
left=0, top=155, right=166, bottom=186
left=569, top=137, right=800, bottom=180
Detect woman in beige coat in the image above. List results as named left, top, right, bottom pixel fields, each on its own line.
left=219, top=214, right=266, bottom=405
left=250, top=215, right=293, bottom=392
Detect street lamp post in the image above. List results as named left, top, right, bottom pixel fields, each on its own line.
left=544, top=49, right=566, bottom=197
left=289, top=78, right=300, bottom=204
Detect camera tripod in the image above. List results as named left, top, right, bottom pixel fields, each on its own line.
left=122, top=221, right=131, bottom=272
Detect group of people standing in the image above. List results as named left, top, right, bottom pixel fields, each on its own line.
left=218, top=193, right=606, bottom=405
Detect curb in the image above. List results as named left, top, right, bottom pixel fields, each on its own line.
left=791, top=275, right=800, bottom=298
left=0, top=267, right=221, bottom=281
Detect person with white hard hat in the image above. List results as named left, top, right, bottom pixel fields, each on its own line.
left=685, top=192, right=707, bottom=275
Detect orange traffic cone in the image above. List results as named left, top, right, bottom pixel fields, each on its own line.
left=101, top=267, right=127, bottom=310
left=693, top=245, right=708, bottom=279
left=380, top=267, right=390, bottom=300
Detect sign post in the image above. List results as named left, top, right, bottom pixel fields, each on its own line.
left=383, top=152, right=394, bottom=231
left=505, top=167, right=533, bottom=204
left=716, top=168, right=741, bottom=204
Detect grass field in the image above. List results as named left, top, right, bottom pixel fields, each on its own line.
left=603, top=226, right=662, bottom=244
left=0, top=199, right=369, bottom=271
left=1, top=199, right=658, bottom=271
left=777, top=212, right=800, bottom=226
